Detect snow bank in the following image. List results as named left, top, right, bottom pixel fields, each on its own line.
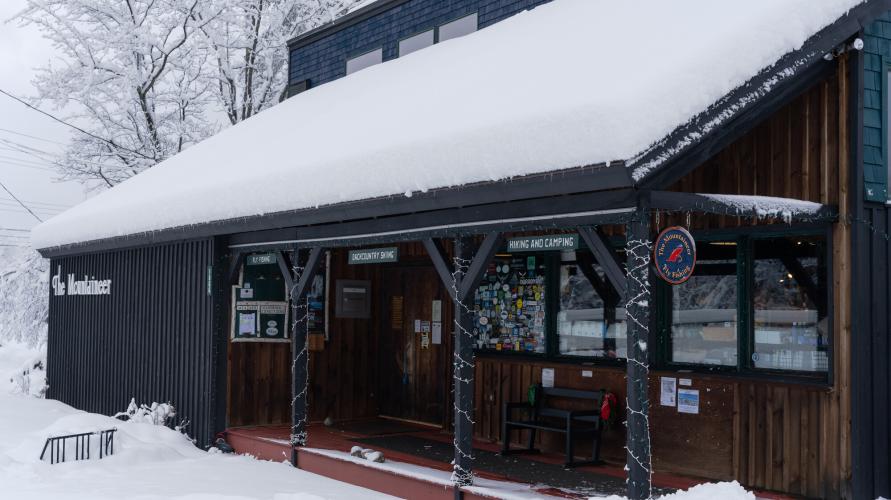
left=598, top=481, right=754, bottom=500
left=0, top=390, right=395, bottom=500
left=32, top=0, right=862, bottom=249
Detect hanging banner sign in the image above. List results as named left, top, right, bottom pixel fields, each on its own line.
left=506, top=234, right=579, bottom=252
left=246, top=253, right=277, bottom=266
left=349, top=247, right=399, bottom=264
left=653, top=226, right=697, bottom=285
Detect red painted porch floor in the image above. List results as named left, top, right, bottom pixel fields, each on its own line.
left=224, top=421, right=795, bottom=499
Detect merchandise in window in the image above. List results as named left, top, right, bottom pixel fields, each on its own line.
left=670, top=242, right=738, bottom=367
left=752, top=236, right=829, bottom=373
left=557, top=259, right=626, bottom=359
left=472, top=254, right=547, bottom=353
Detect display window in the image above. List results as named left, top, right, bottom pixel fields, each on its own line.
left=751, top=235, right=829, bottom=373
left=557, top=260, right=627, bottom=359
left=669, top=242, right=739, bottom=367
left=472, top=254, right=548, bottom=353
left=663, top=231, right=831, bottom=380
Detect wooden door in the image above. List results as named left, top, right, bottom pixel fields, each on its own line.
left=378, top=265, right=448, bottom=425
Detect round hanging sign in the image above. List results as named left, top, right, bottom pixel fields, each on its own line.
left=653, top=226, right=697, bottom=285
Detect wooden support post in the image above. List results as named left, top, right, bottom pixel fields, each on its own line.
left=452, top=236, right=476, bottom=494
left=624, top=197, right=652, bottom=500
left=290, top=247, right=325, bottom=466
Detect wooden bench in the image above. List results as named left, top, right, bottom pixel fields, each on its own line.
left=500, top=386, right=604, bottom=467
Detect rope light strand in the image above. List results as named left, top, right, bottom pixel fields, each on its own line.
left=450, top=255, right=476, bottom=487
left=289, top=260, right=310, bottom=449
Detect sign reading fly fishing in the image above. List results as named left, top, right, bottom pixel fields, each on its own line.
left=653, top=226, right=696, bottom=285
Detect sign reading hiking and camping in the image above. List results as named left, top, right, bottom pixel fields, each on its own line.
left=51, top=265, right=112, bottom=296
left=506, top=234, right=579, bottom=252
left=653, top=226, right=696, bottom=285
left=348, top=247, right=399, bottom=264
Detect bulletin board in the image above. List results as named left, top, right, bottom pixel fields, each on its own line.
left=231, top=253, right=290, bottom=342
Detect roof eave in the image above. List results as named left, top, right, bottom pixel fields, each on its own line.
left=632, top=0, right=890, bottom=190
left=36, top=161, right=632, bottom=258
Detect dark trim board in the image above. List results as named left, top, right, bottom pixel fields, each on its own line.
left=38, top=164, right=631, bottom=258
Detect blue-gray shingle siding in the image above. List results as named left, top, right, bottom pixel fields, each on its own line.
left=289, top=0, right=552, bottom=89
left=863, top=14, right=891, bottom=201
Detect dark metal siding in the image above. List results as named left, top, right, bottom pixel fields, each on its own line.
left=852, top=204, right=891, bottom=500
left=46, top=238, right=219, bottom=447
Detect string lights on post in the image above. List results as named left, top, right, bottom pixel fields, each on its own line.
left=289, top=254, right=309, bottom=464
left=450, top=237, right=476, bottom=490
left=624, top=201, right=653, bottom=500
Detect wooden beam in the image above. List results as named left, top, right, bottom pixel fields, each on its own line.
left=422, top=238, right=454, bottom=291
left=575, top=252, right=619, bottom=306
left=276, top=251, right=294, bottom=290
left=227, top=251, right=246, bottom=285
left=579, top=226, right=626, bottom=301
left=452, top=237, right=476, bottom=490
left=458, top=232, right=503, bottom=302
left=292, top=247, right=325, bottom=302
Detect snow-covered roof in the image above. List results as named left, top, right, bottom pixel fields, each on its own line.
left=32, top=0, right=864, bottom=251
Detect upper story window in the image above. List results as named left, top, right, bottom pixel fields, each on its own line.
left=346, top=48, right=383, bottom=75
left=438, top=13, right=478, bottom=43
left=398, top=29, right=434, bottom=57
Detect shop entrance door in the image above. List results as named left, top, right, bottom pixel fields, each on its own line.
left=377, top=265, right=449, bottom=426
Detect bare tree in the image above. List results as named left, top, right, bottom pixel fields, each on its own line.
left=199, top=0, right=367, bottom=126
left=17, top=0, right=222, bottom=186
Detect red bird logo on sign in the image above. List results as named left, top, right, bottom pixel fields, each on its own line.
left=667, top=246, right=684, bottom=263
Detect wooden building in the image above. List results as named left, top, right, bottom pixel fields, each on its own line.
left=33, top=1, right=891, bottom=498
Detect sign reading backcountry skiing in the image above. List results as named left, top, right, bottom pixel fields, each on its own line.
left=51, top=265, right=112, bottom=296
left=348, top=247, right=399, bottom=264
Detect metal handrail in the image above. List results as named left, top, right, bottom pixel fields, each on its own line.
left=39, top=428, right=117, bottom=465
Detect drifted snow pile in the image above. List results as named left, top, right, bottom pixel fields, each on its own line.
left=0, top=393, right=396, bottom=499
left=32, top=0, right=864, bottom=249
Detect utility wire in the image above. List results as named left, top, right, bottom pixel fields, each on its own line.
left=0, top=127, right=66, bottom=145
left=0, top=178, right=42, bottom=222
left=0, top=87, right=151, bottom=160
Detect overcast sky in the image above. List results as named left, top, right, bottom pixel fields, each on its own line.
left=0, top=1, right=88, bottom=246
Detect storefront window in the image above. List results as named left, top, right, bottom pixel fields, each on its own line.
left=752, top=236, right=828, bottom=373
left=472, top=254, right=547, bottom=353
left=670, top=242, right=738, bottom=367
left=557, top=261, right=626, bottom=358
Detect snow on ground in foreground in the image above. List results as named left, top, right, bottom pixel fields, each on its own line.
left=0, top=347, right=394, bottom=500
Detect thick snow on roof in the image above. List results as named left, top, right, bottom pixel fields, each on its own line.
left=32, top=0, right=862, bottom=249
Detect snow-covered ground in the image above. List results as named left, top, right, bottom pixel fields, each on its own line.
left=0, top=344, right=397, bottom=500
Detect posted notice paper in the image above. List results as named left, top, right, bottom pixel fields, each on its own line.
left=677, top=388, right=700, bottom=414
left=660, top=377, right=677, bottom=407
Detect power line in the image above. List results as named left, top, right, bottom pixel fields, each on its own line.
left=0, top=227, right=30, bottom=232
left=0, top=87, right=152, bottom=161
left=0, top=178, right=42, bottom=222
left=0, top=196, right=72, bottom=208
left=0, top=127, right=66, bottom=145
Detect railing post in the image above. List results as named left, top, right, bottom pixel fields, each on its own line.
left=625, top=195, right=652, bottom=499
